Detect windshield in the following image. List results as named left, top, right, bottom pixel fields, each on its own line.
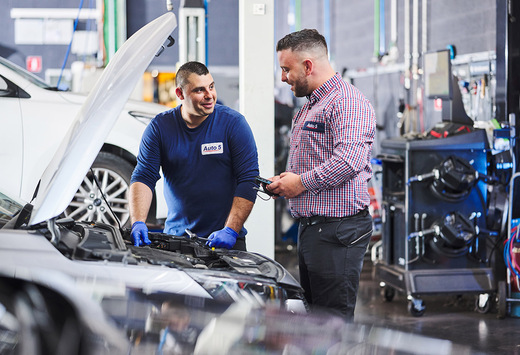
left=0, top=191, right=25, bottom=226
left=0, top=56, right=55, bottom=90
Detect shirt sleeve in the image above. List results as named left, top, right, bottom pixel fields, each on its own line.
left=301, top=96, right=375, bottom=193
left=227, top=115, right=259, bottom=202
left=130, top=119, right=162, bottom=192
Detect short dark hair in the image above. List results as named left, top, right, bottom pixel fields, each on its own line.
left=276, top=28, right=328, bottom=55
left=175, top=61, right=210, bottom=88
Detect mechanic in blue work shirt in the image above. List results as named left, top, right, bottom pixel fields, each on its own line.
left=129, top=61, right=259, bottom=250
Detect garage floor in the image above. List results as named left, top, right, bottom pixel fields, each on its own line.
left=275, top=246, right=520, bottom=355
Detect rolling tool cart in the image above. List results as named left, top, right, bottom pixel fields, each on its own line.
left=373, top=129, right=499, bottom=316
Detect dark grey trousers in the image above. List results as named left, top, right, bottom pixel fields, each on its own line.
left=297, top=212, right=373, bottom=321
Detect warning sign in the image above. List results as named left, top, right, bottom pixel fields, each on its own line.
left=26, top=56, right=42, bottom=73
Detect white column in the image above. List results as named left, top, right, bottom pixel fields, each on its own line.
left=239, top=0, right=275, bottom=258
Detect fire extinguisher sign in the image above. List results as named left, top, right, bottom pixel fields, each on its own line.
left=26, top=56, right=42, bottom=73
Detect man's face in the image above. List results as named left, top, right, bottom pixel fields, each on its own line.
left=277, top=49, right=310, bottom=97
left=177, top=73, right=217, bottom=119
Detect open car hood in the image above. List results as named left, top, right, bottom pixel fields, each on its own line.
left=29, top=12, right=177, bottom=226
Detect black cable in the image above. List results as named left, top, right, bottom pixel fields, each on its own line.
left=254, top=188, right=273, bottom=201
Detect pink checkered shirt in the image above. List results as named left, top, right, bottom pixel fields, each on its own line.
left=287, top=73, right=376, bottom=218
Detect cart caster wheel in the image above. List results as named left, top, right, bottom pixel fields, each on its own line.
left=475, top=293, right=491, bottom=314
left=407, top=297, right=425, bottom=317
left=497, top=280, right=507, bottom=319
left=381, top=286, right=396, bottom=302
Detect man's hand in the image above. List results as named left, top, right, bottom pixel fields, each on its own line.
left=206, top=227, right=238, bottom=249
left=131, top=221, right=151, bottom=247
left=268, top=172, right=306, bottom=198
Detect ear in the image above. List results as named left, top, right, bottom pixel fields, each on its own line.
left=303, top=59, right=313, bottom=75
left=175, top=87, right=184, bottom=100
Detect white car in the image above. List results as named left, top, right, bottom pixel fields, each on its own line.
left=0, top=9, right=305, bottom=324
left=0, top=56, right=167, bottom=227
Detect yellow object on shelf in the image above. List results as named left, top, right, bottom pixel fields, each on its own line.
left=141, top=71, right=178, bottom=107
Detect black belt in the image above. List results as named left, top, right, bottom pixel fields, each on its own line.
left=299, top=208, right=369, bottom=226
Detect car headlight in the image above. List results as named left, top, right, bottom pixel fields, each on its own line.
left=185, top=270, right=286, bottom=307
left=220, top=252, right=304, bottom=293
left=128, top=110, right=157, bottom=125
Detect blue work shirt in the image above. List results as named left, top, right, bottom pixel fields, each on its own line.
left=131, top=104, right=259, bottom=238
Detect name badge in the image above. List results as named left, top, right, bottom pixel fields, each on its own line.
left=302, top=121, right=325, bottom=132
left=201, top=142, right=224, bottom=155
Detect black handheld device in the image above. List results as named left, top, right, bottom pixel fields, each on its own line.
left=255, top=176, right=272, bottom=185
left=254, top=176, right=278, bottom=197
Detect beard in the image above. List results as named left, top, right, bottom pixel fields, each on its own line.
left=290, top=74, right=311, bottom=98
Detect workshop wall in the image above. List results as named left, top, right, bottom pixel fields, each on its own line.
left=126, top=0, right=180, bottom=68
left=0, top=0, right=499, bottom=140
left=127, top=0, right=239, bottom=68
left=330, top=0, right=496, bottom=151
left=0, top=0, right=95, bottom=76
left=0, top=0, right=238, bottom=78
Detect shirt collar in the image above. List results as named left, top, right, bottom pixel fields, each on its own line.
left=306, top=73, right=342, bottom=107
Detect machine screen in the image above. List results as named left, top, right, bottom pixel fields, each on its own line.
left=424, top=49, right=453, bottom=100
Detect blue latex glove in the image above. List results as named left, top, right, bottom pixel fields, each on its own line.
left=206, top=227, right=238, bottom=249
left=131, top=221, right=151, bottom=247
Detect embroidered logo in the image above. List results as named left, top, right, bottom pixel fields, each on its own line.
left=201, top=142, right=223, bottom=155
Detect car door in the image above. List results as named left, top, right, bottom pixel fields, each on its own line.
left=0, top=75, right=23, bottom=197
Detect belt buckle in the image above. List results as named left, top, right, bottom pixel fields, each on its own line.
left=300, top=217, right=313, bottom=226
left=309, top=216, right=321, bottom=225
left=301, top=216, right=327, bottom=226
left=310, top=216, right=327, bottom=226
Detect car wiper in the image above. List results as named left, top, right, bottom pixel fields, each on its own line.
left=25, top=217, right=74, bottom=236
left=0, top=203, right=33, bottom=230
left=28, top=217, right=74, bottom=247
left=45, top=86, right=69, bottom=92
left=47, top=218, right=60, bottom=246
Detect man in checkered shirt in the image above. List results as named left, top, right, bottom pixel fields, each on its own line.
left=268, top=29, right=376, bottom=321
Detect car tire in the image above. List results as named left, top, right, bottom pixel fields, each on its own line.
left=64, top=152, right=134, bottom=227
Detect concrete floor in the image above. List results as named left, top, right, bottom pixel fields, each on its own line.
left=275, top=246, right=520, bottom=355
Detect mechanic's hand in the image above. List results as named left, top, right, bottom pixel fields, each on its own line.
left=131, top=221, right=151, bottom=247
left=206, top=227, right=238, bottom=249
